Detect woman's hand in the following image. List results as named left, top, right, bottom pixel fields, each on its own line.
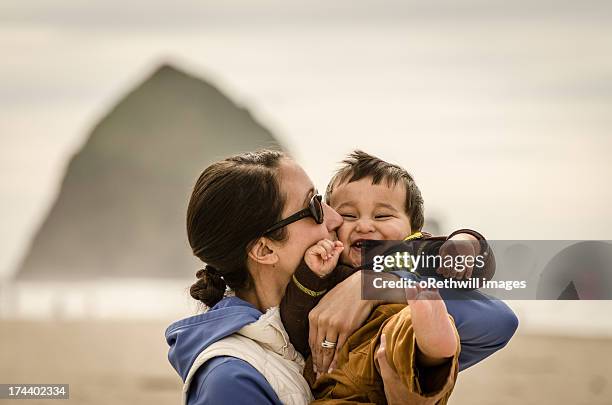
left=376, top=334, right=412, bottom=405
left=308, top=271, right=379, bottom=374
left=304, top=239, right=344, bottom=278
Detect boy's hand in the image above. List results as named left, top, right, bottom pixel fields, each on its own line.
left=436, top=233, right=479, bottom=280
left=304, top=239, right=344, bottom=278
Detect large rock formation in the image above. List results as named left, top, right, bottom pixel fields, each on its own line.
left=17, top=64, right=284, bottom=280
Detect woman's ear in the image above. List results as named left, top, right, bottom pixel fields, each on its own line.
left=248, top=237, right=279, bottom=265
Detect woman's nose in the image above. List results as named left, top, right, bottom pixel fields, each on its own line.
left=323, top=203, right=342, bottom=232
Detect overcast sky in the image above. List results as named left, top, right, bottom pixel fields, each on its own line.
left=1, top=0, right=612, bottom=279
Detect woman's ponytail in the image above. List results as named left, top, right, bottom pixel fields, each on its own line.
left=190, top=265, right=226, bottom=308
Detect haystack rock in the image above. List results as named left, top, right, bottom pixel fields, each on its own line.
left=17, top=64, right=284, bottom=280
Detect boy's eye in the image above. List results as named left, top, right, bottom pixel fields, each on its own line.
left=340, top=214, right=357, bottom=219
left=375, top=215, right=393, bottom=219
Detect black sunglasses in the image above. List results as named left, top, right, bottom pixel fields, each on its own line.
left=264, top=194, right=324, bottom=235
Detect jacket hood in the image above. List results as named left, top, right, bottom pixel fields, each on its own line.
left=165, top=296, right=263, bottom=382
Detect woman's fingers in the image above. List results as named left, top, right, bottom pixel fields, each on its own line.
left=327, top=331, right=348, bottom=373
left=308, top=272, right=375, bottom=374
left=315, top=305, right=340, bottom=371
left=308, top=310, right=319, bottom=372
left=329, top=356, right=338, bottom=373
left=318, top=328, right=345, bottom=374
left=377, top=334, right=411, bottom=405
left=314, top=319, right=327, bottom=372
left=310, top=312, right=339, bottom=373
left=376, top=334, right=390, bottom=374
left=376, top=334, right=399, bottom=385
left=319, top=331, right=338, bottom=374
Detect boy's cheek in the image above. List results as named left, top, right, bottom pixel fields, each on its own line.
left=336, top=224, right=351, bottom=245
left=383, top=220, right=412, bottom=240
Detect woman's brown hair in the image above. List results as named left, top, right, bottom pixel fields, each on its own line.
left=187, top=149, right=287, bottom=307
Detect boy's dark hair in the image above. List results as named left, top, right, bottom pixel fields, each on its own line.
left=325, top=150, right=425, bottom=231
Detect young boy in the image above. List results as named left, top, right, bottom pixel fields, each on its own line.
left=280, top=150, right=499, bottom=404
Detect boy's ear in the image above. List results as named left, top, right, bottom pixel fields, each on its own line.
left=247, top=237, right=279, bottom=265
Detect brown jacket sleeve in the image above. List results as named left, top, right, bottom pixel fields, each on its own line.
left=280, top=260, right=356, bottom=358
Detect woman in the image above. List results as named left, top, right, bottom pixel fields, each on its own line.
left=165, top=149, right=517, bottom=404
left=166, top=150, right=343, bottom=404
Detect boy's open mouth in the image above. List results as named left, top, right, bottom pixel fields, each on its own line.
left=351, top=239, right=369, bottom=250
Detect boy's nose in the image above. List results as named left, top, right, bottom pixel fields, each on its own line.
left=355, top=218, right=376, bottom=234
left=323, top=203, right=342, bottom=233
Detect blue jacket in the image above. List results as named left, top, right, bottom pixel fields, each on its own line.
left=166, top=293, right=518, bottom=404
left=165, top=297, right=282, bottom=405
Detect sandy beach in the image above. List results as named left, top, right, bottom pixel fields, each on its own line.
left=1, top=2, right=611, bottom=405
left=1, top=320, right=611, bottom=404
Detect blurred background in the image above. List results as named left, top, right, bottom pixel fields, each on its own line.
left=1, top=0, right=611, bottom=404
